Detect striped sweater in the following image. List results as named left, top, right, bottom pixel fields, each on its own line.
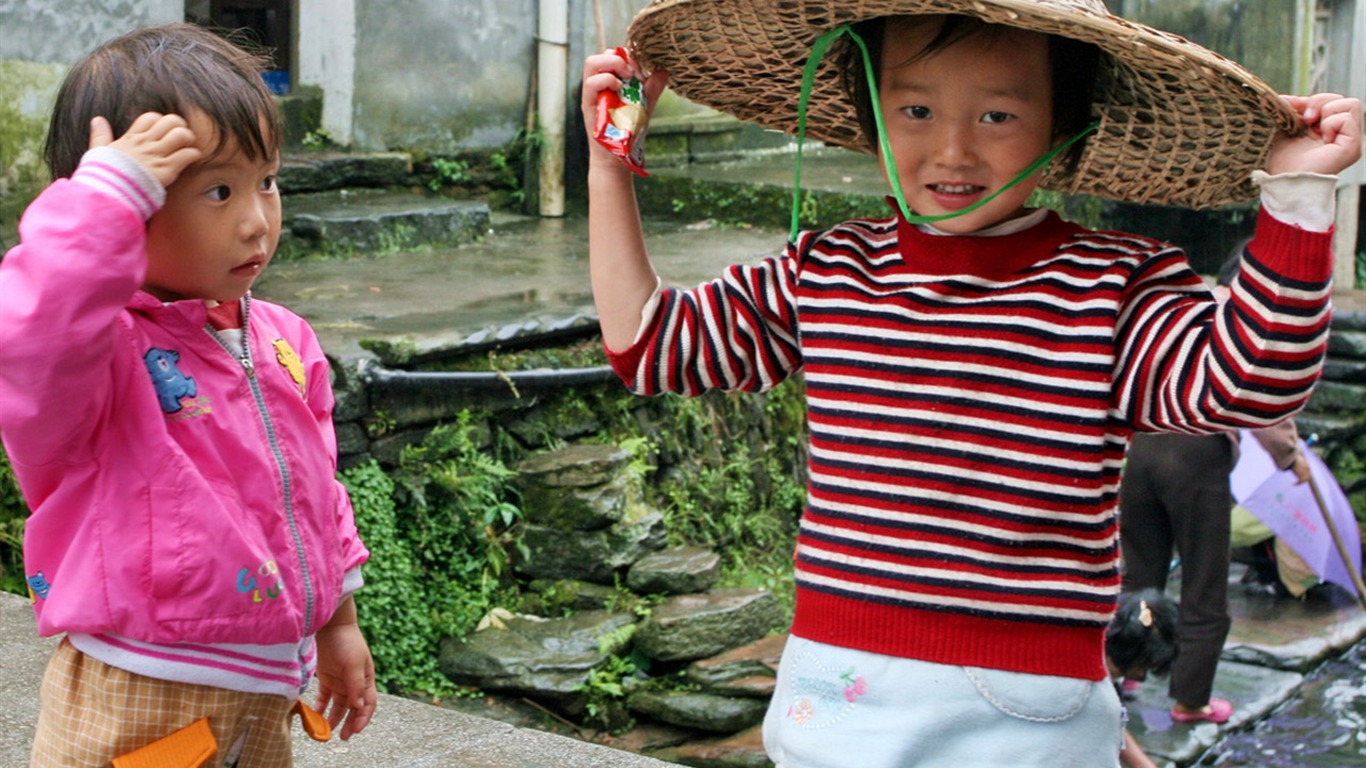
left=608, top=208, right=1331, bottom=680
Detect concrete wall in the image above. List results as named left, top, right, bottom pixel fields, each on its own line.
left=349, top=0, right=536, bottom=152
left=0, top=0, right=182, bottom=64
left=0, top=1, right=175, bottom=242
left=296, top=0, right=357, bottom=144
left=340, top=0, right=685, bottom=153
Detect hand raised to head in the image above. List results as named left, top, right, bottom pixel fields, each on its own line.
left=89, top=112, right=203, bottom=189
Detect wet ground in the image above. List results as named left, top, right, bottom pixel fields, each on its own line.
left=1197, top=641, right=1366, bottom=767
left=1129, top=564, right=1365, bottom=767
left=254, top=210, right=787, bottom=359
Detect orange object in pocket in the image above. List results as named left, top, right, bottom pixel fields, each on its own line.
left=112, top=717, right=216, bottom=768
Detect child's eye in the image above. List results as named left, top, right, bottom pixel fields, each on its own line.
left=206, top=185, right=231, bottom=202
left=904, top=105, right=932, bottom=120
left=982, top=111, right=1013, bottom=125
left=260, top=175, right=278, bottom=193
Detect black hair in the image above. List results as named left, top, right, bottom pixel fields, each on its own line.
left=1105, top=588, right=1179, bottom=677
left=43, top=22, right=281, bottom=181
left=839, top=15, right=1102, bottom=173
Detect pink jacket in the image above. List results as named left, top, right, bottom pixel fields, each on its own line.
left=0, top=174, right=368, bottom=646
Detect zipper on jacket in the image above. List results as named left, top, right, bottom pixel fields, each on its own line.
left=205, top=295, right=318, bottom=645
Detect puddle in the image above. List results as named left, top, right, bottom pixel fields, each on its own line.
left=1198, top=641, right=1366, bottom=767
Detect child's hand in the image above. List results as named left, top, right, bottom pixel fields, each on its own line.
left=580, top=50, right=668, bottom=171
left=313, top=606, right=378, bottom=740
left=88, top=112, right=202, bottom=189
left=1267, top=93, right=1363, bottom=176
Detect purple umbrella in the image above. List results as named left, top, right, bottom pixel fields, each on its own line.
left=1230, top=430, right=1364, bottom=600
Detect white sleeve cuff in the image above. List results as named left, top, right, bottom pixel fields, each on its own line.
left=1252, top=170, right=1337, bottom=232
left=632, top=276, right=665, bottom=346
left=71, top=146, right=166, bottom=220
left=341, top=566, right=365, bottom=596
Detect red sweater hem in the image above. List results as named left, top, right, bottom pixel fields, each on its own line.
left=790, top=586, right=1110, bottom=681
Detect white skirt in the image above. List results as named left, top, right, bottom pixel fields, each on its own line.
left=762, top=634, right=1124, bottom=768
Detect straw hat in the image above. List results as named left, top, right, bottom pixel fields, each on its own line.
left=626, top=0, right=1303, bottom=208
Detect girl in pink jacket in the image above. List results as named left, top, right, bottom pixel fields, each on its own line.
left=0, top=23, right=375, bottom=766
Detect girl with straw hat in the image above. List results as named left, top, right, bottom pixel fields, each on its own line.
left=581, top=1, right=1361, bottom=765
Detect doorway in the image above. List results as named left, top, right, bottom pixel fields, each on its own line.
left=186, top=0, right=294, bottom=94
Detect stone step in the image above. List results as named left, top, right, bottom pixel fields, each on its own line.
left=279, top=150, right=414, bottom=194
left=276, top=189, right=490, bottom=260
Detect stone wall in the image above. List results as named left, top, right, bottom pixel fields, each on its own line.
left=1303, top=302, right=1366, bottom=505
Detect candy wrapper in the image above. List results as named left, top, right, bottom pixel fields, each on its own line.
left=594, top=47, right=650, bottom=177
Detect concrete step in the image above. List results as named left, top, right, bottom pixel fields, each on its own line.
left=277, top=189, right=490, bottom=260
left=279, top=151, right=414, bottom=195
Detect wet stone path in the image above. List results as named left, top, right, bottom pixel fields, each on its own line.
left=1126, top=565, right=1365, bottom=767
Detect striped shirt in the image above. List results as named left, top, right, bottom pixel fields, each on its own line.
left=609, top=207, right=1331, bottom=680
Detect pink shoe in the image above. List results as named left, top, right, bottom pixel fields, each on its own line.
left=1120, top=679, right=1142, bottom=692
left=1170, top=697, right=1233, bottom=724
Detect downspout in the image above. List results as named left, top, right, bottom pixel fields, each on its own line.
left=537, top=0, right=569, bottom=217
left=368, top=366, right=615, bottom=393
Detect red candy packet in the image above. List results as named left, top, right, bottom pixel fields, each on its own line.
left=594, top=47, right=650, bottom=177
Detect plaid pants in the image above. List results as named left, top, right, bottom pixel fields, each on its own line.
left=30, top=637, right=295, bottom=767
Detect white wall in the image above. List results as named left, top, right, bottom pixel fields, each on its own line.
left=296, top=0, right=357, bottom=145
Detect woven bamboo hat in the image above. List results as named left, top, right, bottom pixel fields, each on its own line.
left=627, top=0, right=1302, bottom=208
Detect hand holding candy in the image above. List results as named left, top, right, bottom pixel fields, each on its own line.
left=582, top=47, right=669, bottom=177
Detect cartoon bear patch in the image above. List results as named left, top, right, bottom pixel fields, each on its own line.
left=27, top=571, right=51, bottom=603
left=144, top=348, right=197, bottom=413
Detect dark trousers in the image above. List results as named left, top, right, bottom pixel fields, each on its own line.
left=1119, top=432, right=1233, bottom=708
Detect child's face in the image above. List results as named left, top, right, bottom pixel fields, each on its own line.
left=143, top=110, right=281, bottom=303
left=877, top=17, right=1055, bottom=234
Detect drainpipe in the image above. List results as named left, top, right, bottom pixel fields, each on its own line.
left=537, top=0, right=569, bottom=217
left=368, top=366, right=615, bottom=393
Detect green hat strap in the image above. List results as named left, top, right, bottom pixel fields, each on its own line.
left=789, top=24, right=1099, bottom=243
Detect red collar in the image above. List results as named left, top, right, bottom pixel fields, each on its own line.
left=890, top=200, right=1083, bottom=277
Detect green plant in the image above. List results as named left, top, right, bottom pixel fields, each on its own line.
left=600, top=384, right=808, bottom=620
left=574, top=651, right=645, bottom=732
left=427, top=157, right=472, bottom=193
left=300, top=128, right=335, bottom=151
left=489, top=128, right=540, bottom=207
left=364, top=409, right=397, bottom=438
left=341, top=459, right=456, bottom=696
left=341, top=412, right=530, bottom=697
left=1028, top=189, right=1105, bottom=230
left=396, top=414, right=528, bottom=583
left=0, top=449, right=27, bottom=596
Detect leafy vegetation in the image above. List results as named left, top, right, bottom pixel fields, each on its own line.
left=427, top=157, right=472, bottom=192
left=300, top=128, right=336, bottom=151
left=342, top=412, right=528, bottom=697
left=0, top=451, right=26, bottom=596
